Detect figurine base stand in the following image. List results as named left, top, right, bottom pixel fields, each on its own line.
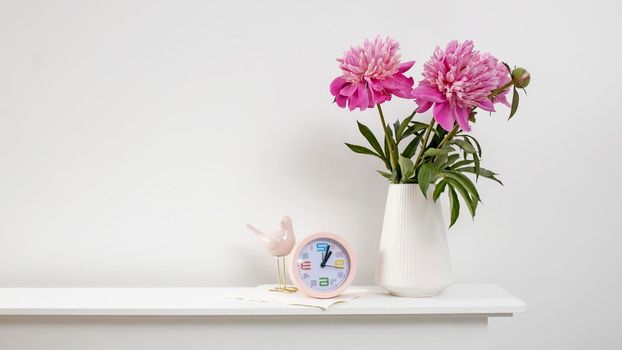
left=269, top=256, right=297, bottom=294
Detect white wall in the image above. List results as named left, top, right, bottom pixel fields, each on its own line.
left=1, top=0, right=621, bottom=348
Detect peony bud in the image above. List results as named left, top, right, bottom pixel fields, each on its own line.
left=511, top=68, right=530, bottom=88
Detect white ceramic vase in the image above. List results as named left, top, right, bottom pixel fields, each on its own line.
left=375, top=184, right=453, bottom=297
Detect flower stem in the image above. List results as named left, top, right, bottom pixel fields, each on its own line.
left=437, top=125, right=459, bottom=150
left=376, top=104, right=398, bottom=171
left=489, top=80, right=514, bottom=98
left=413, top=118, right=435, bottom=167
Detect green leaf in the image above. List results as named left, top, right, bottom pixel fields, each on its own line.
left=376, top=170, right=393, bottom=180
left=447, top=185, right=460, bottom=228
left=345, top=143, right=378, bottom=157
left=441, top=142, right=456, bottom=152
left=423, top=148, right=450, bottom=158
left=444, top=171, right=480, bottom=203
left=449, top=159, right=474, bottom=169
left=357, top=121, right=385, bottom=160
left=473, top=153, right=481, bottom=182
left=401, top=135, right=421, bottom=158
left=502, top=61, right=512, bottom=73
left=435, top=124, right=448, bottom=138
left=417, top=163, right=437, bottom=197
left=452, top=140, right=477, bottom=154
left=509, top=87, right=519, bottom=119
left=433, top=179, right=447, bottom=201
left=396, top=113, right=415, bottom=142
left=443, top=154, right=461, bottom=168
left=393, top=120, right=400, bottom=140
left=455, top=166, right=503, bottom=186
left=445, top=177, right=476, bottom=218
left=434, top=152, right=448, bottom=168
left=400, top=127, right=417, bottom=140
left=456, top=166, right=498, bottom=175
left=409, top=120, right=431, bottom=129
left=423, top=123, right=441, bottom=139
left=404, top=124, right=427, bottom=138
left=391, top=168, right=399, bottom=182
left=462, top=135, right=482, bottom=157
left=461, top=137, right=477, bottom=156
left=398, top=156, right=415, bottom=182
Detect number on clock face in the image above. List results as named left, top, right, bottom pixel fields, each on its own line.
left=295, top=238, right=350, bottom=292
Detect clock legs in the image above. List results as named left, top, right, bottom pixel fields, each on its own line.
left=270, top=257, right=297, bottom=294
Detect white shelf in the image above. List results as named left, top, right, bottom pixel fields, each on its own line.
left=0, top=285, right=525, bottom=316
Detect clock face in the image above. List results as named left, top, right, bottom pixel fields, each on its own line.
left=294, top=236, right=352, bottom=293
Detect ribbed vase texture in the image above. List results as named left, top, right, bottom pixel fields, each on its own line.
left=375, top=184, right=453, bottom=297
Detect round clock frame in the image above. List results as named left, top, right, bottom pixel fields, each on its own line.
left=289, top=232, right=357, bottom=299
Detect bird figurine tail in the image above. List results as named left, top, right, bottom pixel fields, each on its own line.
left=245, top=224, right=266, bottom=241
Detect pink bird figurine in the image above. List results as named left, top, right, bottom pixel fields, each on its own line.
left=246, top=215, right=297, bottom=293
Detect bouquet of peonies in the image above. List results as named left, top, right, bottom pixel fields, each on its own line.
left=330, top=37, right=530, bottom=227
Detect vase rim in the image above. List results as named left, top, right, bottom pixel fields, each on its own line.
left=387, top=183, right=437, bottom=190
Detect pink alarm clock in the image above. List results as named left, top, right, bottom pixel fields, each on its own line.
left=289, top=232, right=357, bottom=299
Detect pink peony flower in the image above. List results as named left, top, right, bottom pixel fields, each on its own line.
left=412, top=40, right=511, bottom=132
left=330, top=36, right=415, bottom=111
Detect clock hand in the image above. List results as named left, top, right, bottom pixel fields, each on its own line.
left=320, top=245, right=330, bottom=265
left=320, top=251, right=332, bottom=267
left=320, top=245, right=332, bottom=268
left=323, top=264, right=343, bottom=269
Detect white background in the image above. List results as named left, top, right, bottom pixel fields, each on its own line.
left=1, top=0, right=621, bottom=348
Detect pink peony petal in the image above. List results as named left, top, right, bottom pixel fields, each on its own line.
left=367, top=84, right=376, bottom=104
left=454, top=106, right=471, bottom=132
left=477, top=99, right=495, bottom=112
left=347, top=88, right=360, bottom=111
left=368, top=78, right=384, bottom=91
left=398, top=61, right=415, bottom=73
left=390, top=74, right=415, bottom=89
left=391, top=89, right=412, bottom=99
left=380, top=77, right=400, bottom=90
left=357, top=83, right=370, bottom=110
left=412, top=83, right=444, bottom=103
left=339, top=83, right=358, bottom=97
left=330, top=77, right=346, bottom=96
left=399, top=74, right=415, bottom=87
left=494, top=93, right=511, bottom=107
left=335, top=95, right=347, bottom=108
left=433, top=102, right=455, bottom=131
left=372, top=90, right=390, bottom=105
left=367, top=88, right=376, bottom=109
left=382, top=76, right=414, bottom=99
left=388, top=86, right=413, bottom=99
left=416, top=100, right=433, bottom=113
